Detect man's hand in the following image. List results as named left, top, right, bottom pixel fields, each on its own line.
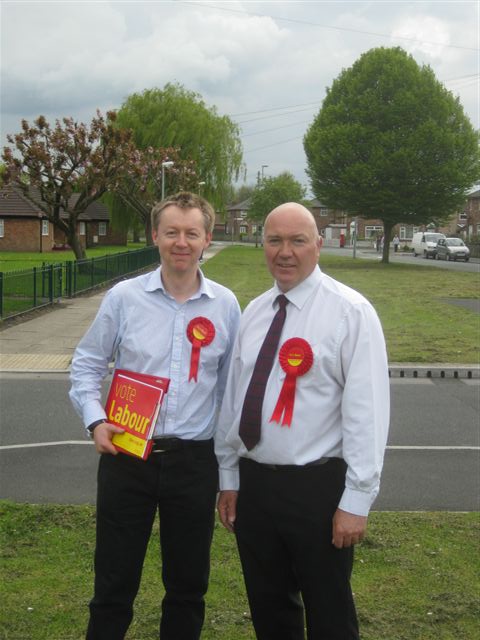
left=217, top=490, right=238, bottom=533
left=332, top=508, right=368, bottom=549
left=92, top=422, right=125, bottom=455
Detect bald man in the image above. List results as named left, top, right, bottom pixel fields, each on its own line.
left=215, top=203, right=390, bottom=639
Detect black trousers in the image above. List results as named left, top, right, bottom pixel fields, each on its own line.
left=235, top=458, right=359, bottom=640
left=86, top=441, right=218, bottom=640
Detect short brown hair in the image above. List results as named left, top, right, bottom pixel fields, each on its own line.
left=151, top=192, right=215, bottom=234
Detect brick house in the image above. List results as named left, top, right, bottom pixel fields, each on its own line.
left=0, top=186, right=127, bottom=252
left=224, top=197, right=387, bottom=245
left=438, top=190, right=480, bottom=239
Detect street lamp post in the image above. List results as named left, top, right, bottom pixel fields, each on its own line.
left=161, top=161, right=174, bottom=200
left=198, top=181, right=206, bottom=194
left=261, top=164, right=268, bottom=180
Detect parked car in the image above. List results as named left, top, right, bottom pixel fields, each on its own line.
left=435, top=237, right=470, bottom=262
left=412, top=232, right=446, bottom=258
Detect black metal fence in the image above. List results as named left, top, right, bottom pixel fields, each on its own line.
left=0, top=247, right=159, bottom=320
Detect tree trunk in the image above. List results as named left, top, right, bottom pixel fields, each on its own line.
left=144, top=216, right=153, bottom=246
left=381, top=221, right=393, bottom=264
left=68, top=229, right=87, bottom=260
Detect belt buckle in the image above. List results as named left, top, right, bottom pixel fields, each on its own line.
left=152, top=445, right=166, bottom=454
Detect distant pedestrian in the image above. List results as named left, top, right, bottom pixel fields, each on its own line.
left=393, top=235, right=400, bottom=253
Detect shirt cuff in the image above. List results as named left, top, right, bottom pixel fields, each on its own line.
left=338, top=487, right=376, bottom=517
left=82, top=400, right=107, bottom=432
left=219, top=467, right=240, bottom=491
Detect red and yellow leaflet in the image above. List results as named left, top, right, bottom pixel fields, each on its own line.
left=105, top=369, right=170, bottom=460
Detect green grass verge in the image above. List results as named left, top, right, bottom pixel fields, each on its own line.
left=0, top=244, right=145, bottom=272
left=1, top=502, right=478, bottom=639
left=202, top=246, right=480, bottom=364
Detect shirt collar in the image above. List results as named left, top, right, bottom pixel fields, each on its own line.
left=145, top=266, right=215, bottom=300
left=272, top=265, right=322, bottom=310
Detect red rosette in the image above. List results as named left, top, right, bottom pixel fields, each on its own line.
left=186, top=317, right=215, bottom=381
left=270, top=338, right=313, bottom=426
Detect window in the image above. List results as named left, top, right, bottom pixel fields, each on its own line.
left=319, top=207, right=328, bottom=217
left=399, top=226, right=415, bottom=240
left=251, top=225, right=257, bottom=233
left=239, top=225, right=247, bottom=235
left=79, top=222, right=86, bottom=236
left=0, top=219, right=4, bottom=238
left=42, top=220, right=49, bottom=236
left=98, top=222, right=107, bottom=236
left=364, top=225, right=383, bottom=238
left=459, top=212, right=467, bottom=221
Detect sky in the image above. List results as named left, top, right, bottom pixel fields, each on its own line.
left=1, top=0, right=479, bottom=196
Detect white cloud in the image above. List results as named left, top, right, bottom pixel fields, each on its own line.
left=1, top=0, right=478, bottom=190
left=391, top=15, right=451, bottom=58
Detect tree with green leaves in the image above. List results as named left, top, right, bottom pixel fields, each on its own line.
left=304, top=47, right=480, bottom=263
left=2, top=111, right=135, bottom=260
left=248, top=172, right=307, bottom=222
left=116, top=83, right=244, bottom=211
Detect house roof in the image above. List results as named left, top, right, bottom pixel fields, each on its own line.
left=226, top=197, right=251, bottom=212
left=309, top=198, right=328, bottom=208
left=0, top=185, right=110, bottom=221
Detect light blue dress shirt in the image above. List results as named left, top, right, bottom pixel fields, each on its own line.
left=70, top=266, right=241, bottom=440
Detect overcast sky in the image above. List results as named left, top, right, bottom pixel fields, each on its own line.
left=1, top=1, right=478, bottom=196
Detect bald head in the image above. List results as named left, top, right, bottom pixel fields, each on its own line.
left=263, top=202, right=322, bottom=292
left=264, top=202, right=318, bottom=237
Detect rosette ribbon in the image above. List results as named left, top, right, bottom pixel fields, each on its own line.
left=270, top=337, right=313, bottom=426
left=186, top=317, right=215, bottom=381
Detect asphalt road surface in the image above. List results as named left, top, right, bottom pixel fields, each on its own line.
left=1, top=373, right=478, bottom=510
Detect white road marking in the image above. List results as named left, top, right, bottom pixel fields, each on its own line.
left=0, top=442, right=478, bottom=451
left=0, top=441, right=93, bottom=450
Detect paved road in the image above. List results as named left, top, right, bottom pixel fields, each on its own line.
left=0, top=241, right=478, bottom=510
left=0, top=374, right=478, bottom=510
left=321, top=245, right=480, bottom=272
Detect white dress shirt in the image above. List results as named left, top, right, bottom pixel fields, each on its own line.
left=70, top=266, right=241, bottom=440
left=215, top=266, right=390, bottom=516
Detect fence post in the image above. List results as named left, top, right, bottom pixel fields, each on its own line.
left=48, top=264, right=54, bottom=304
left=0, top=272, right=3, bottom=318
left=33, top=267, right=37, bottom=308
left=66, top=261, right=72, bottom=297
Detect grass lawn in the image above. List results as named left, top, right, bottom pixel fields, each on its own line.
left=1, top=502, right=478, bottom=640
left=202, top=245, right=480, bottom=364
left=0, top=244, right=145, bottom=272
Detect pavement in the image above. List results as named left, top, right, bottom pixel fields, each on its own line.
left=0, top=242, right=479, bottom=378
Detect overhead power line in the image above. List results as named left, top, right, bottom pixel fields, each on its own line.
left=182, top=1, right=479, bottom=52
left=245, top=136, right=304, bottom=154
left=236, top=106, right=318, bottom=125
left=231, top=101, right=322, bottom=117
left=240, top=120, right=312, bottom=138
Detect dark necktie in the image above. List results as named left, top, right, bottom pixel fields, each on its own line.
left=239, top=294, right=289, bottom=450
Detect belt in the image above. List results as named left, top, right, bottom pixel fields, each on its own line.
left=151, top=437, right=213, bottom=453
left=240, top=457, right=338, bottom=471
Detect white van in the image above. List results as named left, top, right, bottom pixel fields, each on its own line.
left=412, top=232, right=446, bottom=259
